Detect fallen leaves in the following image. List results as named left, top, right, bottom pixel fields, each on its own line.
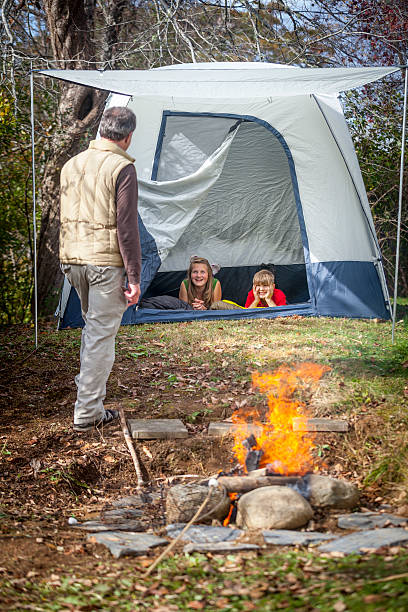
left=363, top=594, right=384, bottom=603
left=187, top=601, right=205, bottom=609
left=142, top=445, right=153, bottom=459
left=214, top=598, right=230, bottom=609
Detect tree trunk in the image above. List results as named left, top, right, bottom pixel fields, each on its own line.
left=36, top=0, right=126, bottom=315
left=36, top=83, right=108, bottom=314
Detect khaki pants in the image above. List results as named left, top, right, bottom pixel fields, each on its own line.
left=61, top=264, right=128, bottom=425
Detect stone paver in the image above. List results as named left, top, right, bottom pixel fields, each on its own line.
left=207, top=422, right=262, bottom=438
left=128, top=419, right=188, bottom=440
left=338, top=512, right=408, bottom=530
left=292, top=418, right=348, bottom=432
left=75, top=520, right=143, bottom=532
left=184, top=542, right=259, bottom=554
left=318, top=527, right=408, bottom=554
left=166, top=524, right=242, bottom=543
left=87, top=531, right=167, bottom=558
left=263, top=530, right=334, bottom=546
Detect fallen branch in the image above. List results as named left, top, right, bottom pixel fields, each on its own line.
left=354, top=571, right=408, bottom=588
left=144, top=485, right=217, bottom=577
left=369, top=572, right=408, bottom=584
left=118, top=407, right=145, bottom=489
left=217, top=475, right=303, bottom=494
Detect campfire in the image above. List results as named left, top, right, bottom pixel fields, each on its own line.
left=231, top=363, right=329, bottom=475
left=220, top=363, right=329, bottom=524
left=166, top=362, right=358, bottom=533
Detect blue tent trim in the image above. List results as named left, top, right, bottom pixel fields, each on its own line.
left=312, top=260, right=390, bottom=319
left=122, top=302, right=314, bottom=324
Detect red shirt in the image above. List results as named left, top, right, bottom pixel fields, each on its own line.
left=245, top=287, right=287, bottom=308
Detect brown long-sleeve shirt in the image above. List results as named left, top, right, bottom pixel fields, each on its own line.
left=116, top=164, right=141, bottom=285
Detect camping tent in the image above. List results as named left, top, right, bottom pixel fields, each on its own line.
left=39, top=63, right=401, bottom=327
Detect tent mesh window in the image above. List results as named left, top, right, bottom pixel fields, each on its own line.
left=148, top=115, right=309, bottom=306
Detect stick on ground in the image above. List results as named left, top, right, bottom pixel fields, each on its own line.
left=118, top=407, right=145, bottom=489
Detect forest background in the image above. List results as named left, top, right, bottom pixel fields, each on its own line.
left=0, top=0, right=407, bottom=325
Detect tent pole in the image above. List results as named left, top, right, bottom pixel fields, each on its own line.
left=392, top=66, right=408, bottom=343
left=30, top=63, right=38, bottom=349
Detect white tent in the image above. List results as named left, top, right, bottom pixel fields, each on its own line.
left=36, top=63, right=405, bottom=328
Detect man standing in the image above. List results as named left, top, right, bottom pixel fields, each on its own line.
left=60, top=107, right=141, bottom=432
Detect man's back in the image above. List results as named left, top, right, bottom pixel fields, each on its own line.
left=60, top=139, right=134, bottom=267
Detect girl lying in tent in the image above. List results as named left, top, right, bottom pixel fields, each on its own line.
left=179, top=256, right=222, bottom=310
left=139, top=255, right=222, bottom=310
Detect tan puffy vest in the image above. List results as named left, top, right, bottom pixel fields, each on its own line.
left=60, top=139, right=135, bottom=266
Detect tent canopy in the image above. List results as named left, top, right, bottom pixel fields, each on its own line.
left=38, top=63, right=398, bottom=99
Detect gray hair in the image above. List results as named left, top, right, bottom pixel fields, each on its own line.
left=99, top=107, right=136, bottom=141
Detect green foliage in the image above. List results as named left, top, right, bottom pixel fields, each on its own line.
left=129, top=345, right=161, bottom=358
left=0, top=86, right=34, bottom=325
left=0, top=55, right=58, bottom=324
left=39, top=467, right=89, bottom=492
left=364, top=443, right=408, bottom=487
left=185, top=408, right=213, bottom=423
left=344, top=81, right=408, bottom=296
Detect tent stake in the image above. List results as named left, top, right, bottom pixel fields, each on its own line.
left=30, top=63, right=38, bottom=349
left=392, top=66, right=408, bottom=343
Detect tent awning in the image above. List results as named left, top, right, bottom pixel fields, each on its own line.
left=38, top=63, right=399, bottom=98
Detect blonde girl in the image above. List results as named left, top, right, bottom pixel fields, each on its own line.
left=179, top=256, right=222, bottom=310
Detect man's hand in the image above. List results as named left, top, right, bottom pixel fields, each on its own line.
left=124, top=283, right=140, bottom=305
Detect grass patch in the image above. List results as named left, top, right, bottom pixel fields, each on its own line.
left=2, top=550, right=408, bottom=610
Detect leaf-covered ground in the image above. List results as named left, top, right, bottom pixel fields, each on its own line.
left=1, top=309, right=408, bottom=610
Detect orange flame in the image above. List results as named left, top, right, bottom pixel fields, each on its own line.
left=231, top=363, right=329, bottom=475
left=223, top=493, right=238, bottom=526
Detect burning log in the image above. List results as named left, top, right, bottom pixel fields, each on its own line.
left=243, top=434, right=264, bottom=472
left=217, top=475, right=305, bottom=494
